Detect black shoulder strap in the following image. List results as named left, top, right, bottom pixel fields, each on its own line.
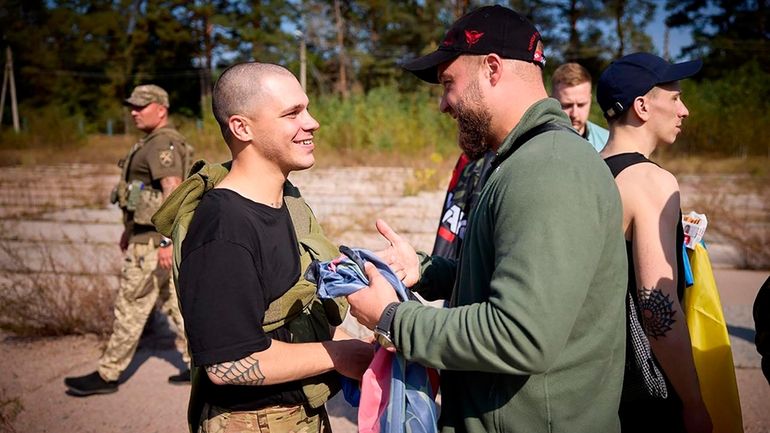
left=491, top=122, right=578, bottom=170
left=604, top=152, right=658, bottom=178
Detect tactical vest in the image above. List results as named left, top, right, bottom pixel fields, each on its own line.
left=152, top=160, right=346, bottom=433
left=111, top=128, right=194, bottom=226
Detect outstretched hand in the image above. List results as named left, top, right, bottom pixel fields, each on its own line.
left=373, top=219, right=420, bottom=287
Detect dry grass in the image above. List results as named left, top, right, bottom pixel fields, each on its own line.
left=0, top=135, right=132, bottom=167
left=685, top=174, right=770, bottom=270
left=0, top=241, right=117, bottom=337
left=658, top=155, right=769, bottom=178
left=7, top=132, right=765, bottom=176
left=398, top=152, right=448, bottom=196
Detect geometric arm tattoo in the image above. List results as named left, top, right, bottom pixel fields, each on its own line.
left=205, top=354, right=266, bottom=386
left=638, top=286, right=677, bottom=339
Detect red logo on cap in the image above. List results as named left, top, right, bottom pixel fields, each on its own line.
left=533, top=40, right=545, bottom=65
left=465, top=30, right=484, bottom=47
left=442, top=35, right=455, bottom=46
left=528, top=32, right=540, bottom=51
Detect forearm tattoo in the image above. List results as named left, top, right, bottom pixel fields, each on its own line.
left=638, top=286, right=677, bottom=339
left=205, top=354, right=266, bottom=386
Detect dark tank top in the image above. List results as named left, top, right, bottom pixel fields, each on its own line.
left=604, top=152, right=686, bottom=301
left=606, top=152, right=687, bottom=432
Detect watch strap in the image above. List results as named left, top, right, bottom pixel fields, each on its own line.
left=375, top=302, right=399, bottom=336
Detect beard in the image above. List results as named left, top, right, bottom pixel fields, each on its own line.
left=455, top=79, right=493, bottom=161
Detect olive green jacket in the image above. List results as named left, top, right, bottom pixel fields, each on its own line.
left=395, top=99, right=628, bottom=433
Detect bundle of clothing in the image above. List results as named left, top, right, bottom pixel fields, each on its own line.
left=307, top=247, right=440, bottom=433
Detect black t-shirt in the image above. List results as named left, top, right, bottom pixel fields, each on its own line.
left=178, top=188, right=304, bottom=410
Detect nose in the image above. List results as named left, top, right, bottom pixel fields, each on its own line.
left=439, top=95, right=450, bottom=114
left=304, top=111, right=320, bottom=132
left=680, top=100, right=689, bottom=118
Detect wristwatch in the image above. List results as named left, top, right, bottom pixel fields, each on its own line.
left=374, top=302, right=399, bottom=350
left=159, top=237, right=172, bottom=248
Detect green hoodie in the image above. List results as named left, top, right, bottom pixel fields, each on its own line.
left=395, top=98, right=627, bottom=433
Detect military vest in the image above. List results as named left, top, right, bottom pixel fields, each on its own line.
left=111, top=128, right=193, bottom=226
left=152, top=161, right=346, bottom=433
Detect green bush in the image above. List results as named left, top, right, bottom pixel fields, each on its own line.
left=7, top=67, right=768, bottom=161
left=0, top=105, right=85, bottom=150
left=312, top=86, right=457, bottom=156
left=674, top=61, right=770, bottom=158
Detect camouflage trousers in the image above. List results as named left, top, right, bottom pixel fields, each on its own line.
left=98, top=239, right=190, bottom=382
left=198, top=403, right=331, bottom=433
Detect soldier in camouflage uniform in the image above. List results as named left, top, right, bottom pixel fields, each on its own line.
left=64, top=84, right=192, bottom=396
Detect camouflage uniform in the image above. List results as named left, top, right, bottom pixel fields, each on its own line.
left=198, top=403, right=331, bottom=433
left=99, top=85, right=190, bottom=382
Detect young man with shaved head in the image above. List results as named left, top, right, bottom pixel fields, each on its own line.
left=177, top=62, right=373, bottom=432
left=346, top=6, right=628, bottom=433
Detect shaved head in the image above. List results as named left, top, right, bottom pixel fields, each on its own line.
left=212, top=62, right=295, bottom=143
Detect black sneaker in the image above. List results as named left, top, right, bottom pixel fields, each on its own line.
left=168, top=369, right=191, bottom=384
left=64, top=371, right=118, bottom=397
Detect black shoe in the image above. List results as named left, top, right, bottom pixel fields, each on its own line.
left=168, top=369, right=191, bottom=384
left=64, top=371, right=118, bottom=397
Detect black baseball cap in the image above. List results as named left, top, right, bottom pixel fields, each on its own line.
left=597, top=52, right=702, bottom=120
left=403, top=5, right=545, bottom=83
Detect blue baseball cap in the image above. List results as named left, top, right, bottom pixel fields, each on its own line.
left=597, top=52, right=702, bottom=120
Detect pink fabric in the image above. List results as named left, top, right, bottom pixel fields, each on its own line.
left=358, top=348, right=394, bottom=433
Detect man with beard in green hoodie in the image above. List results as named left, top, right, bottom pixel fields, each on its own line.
left=346, top=6, right=628, bottom=433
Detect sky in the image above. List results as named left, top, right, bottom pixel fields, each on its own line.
left=646, top=5, right=694, bottom=60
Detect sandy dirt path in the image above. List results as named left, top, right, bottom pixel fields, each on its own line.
left=2, top=268, right=767, bottom=433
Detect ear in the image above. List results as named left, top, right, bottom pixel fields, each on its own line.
left=228, top=114, right=253, bottom=143
left=632, top=95, right=650, bottom=121
left=484, top=53, right=503, bottom=86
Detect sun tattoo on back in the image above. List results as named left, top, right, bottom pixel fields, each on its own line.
left=638, top=286, right=677, bottom=339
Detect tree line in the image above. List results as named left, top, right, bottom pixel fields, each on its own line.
left=1, top=0, right=768, bottom=156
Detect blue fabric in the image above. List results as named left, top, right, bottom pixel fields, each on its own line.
left=309, top=247, right=438, bottom=433
left=585, top=120, right=609, bottom=152
left=313, top=247, right=410, bottom=301
left=683, top=240, right=709, bottom=288
left=683, top=242, right=694, bottom=287
left=340, top=375, right=361, bottom=407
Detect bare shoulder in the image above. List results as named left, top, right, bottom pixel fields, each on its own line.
left=616, top=162, right=680, bottom=213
